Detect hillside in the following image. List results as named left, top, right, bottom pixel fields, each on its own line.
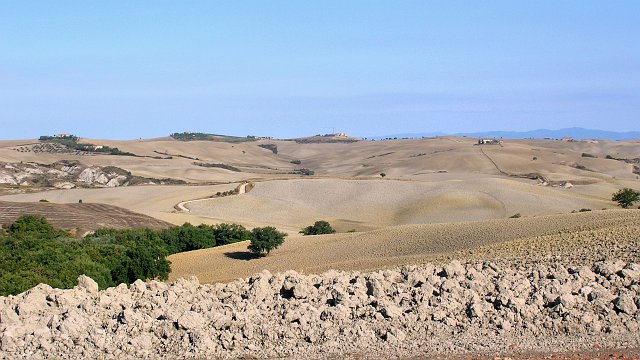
left=0, top=201, right=172, bottom=235
left=168, top=209, right=640, bottom=283
left=1, top=135, right=638, bottom=231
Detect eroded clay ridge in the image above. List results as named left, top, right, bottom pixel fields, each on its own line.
left=1, top=260, right=639, bottom=359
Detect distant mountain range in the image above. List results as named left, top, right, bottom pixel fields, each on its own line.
left=367, top=127, right=640, bottom=141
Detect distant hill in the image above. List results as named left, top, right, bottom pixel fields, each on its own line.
left=369, top=128, right=640, bottom=141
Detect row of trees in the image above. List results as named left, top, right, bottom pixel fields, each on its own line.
left=0, top=216, right=289, bottom=295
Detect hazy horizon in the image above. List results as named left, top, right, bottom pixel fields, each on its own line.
left=1, top=2, right=638, bottom=139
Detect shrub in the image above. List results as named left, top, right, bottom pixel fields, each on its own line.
left=612, top=188, right=640, bottom=209
left=248, top=227, right=287, bottom=256
left=581, top=153, right=596, bottom=158
left=300, top=220, right=336, bottom=235
left=380, top=172, right=386, bottom=178
left=290, top=160, right=302, bottom=165
left=509, top=213, right=521, bottom=218
left=0, top=216, right=170, bottom=295
left=213, top=223, right=252, bottom=245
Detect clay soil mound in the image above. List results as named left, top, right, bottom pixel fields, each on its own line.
left=1, top=260, right=639, bottom=359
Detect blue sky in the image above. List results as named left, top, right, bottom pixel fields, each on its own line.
left=0, top=1, right=638, bottom=139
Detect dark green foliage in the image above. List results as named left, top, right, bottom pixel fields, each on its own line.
left=193, top=162, right=242, bottom=172
left=380, top=172, right=386, bottom=178
left=155, top=222, right=252, bottom=253
left=7, top=215, right=69, bottom=239
left=258, top=144, right=278, bottom=154
left=213, top=223, right=252, bottom=245
left=612, top=188, right=640, bottom=208
left=0, top=216, right=132, bottom=295
left=248, top=227, right=287, bottom=256
left=300, top=220, right=336, bottom=235
left=581, top=153, right=596, bottom=158
left=170, top=132, right=257, bottom=143
left=0, top=215, right=282, bottom=295
left=290, top=160, right=302, bottom=165
left=80, top=228, right=170, bottom=285
left=509, top=213, right=522, bottom=218
left=158, top=223, right=216, bottom=254
left=290, top=168, right=314, bottom=176
left=40, top=136, right=136, bottom=156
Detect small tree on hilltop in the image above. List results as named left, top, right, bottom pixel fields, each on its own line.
left=248, top=227, right=287, bottom=256
left=300, top=220, right=336, bottom=235
left=612, top=188, right=640, bottom=209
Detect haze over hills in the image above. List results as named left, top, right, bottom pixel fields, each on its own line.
left=368, top=127, right=640, bottom=141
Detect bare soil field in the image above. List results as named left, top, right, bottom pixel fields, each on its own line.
left=184, top=177, right=613, bottom=232
left=0, top=183, right=242, bottom=226
left=0, top=200, right=172, bottom=235
left=168, top=209, right=640, bottom=283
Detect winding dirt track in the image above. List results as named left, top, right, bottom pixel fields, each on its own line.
left=175, top=182, right=249, bottom=212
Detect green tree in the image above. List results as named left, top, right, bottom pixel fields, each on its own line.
left=214, top=223, right=252, bottom=245
left=380, top=172, right=386, bottom=178
left=248, top=227, right=287, bottom=256
left=612, top=188, right=640, bottom=208
left=299, top=220, right=336, bottom=235
left=8, top=215, right=69, bottom=239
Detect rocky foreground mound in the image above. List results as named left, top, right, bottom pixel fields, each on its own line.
left=1, top=260, right=640, bottom=359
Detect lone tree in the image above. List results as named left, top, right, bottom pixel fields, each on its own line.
left=248, top=227, right=287, bottom=256
left=612, top=188, right=640, bottom=208
left=300, top=220, right=336, bottom=235
left=380, top=172, right=386, bottom=178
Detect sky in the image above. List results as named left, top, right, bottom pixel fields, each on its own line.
left=0, top=1, right=638, bottom=140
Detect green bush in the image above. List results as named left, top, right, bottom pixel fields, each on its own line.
left=509, top=213, right=522, bottom=218
left=0, top=216, right=170, bottom=295
left=300, top=220, right=336, bottom=235
left=213, top=223, right=252, bottom=245
left=612, top=188, right=640, bottom=209
left=0, top=215, right=287, bottom=295
left=581, top=153, right=596, bottom=158
left=248, top=227, right=287, bottom=256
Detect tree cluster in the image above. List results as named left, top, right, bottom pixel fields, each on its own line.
left=0, top=216, right=169, bottom=296
left=299, top=220, right=336, bottom=235
left=0, top=216, right=285, bottom=295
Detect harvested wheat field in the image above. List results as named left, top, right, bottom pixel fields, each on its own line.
left=0, top=183, right=242, bottom=225
left=168, top=209, right=640, bottom=283
left=0, top=200, right=172, bottom=235
left=184, top=177, right=614, bottom=232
